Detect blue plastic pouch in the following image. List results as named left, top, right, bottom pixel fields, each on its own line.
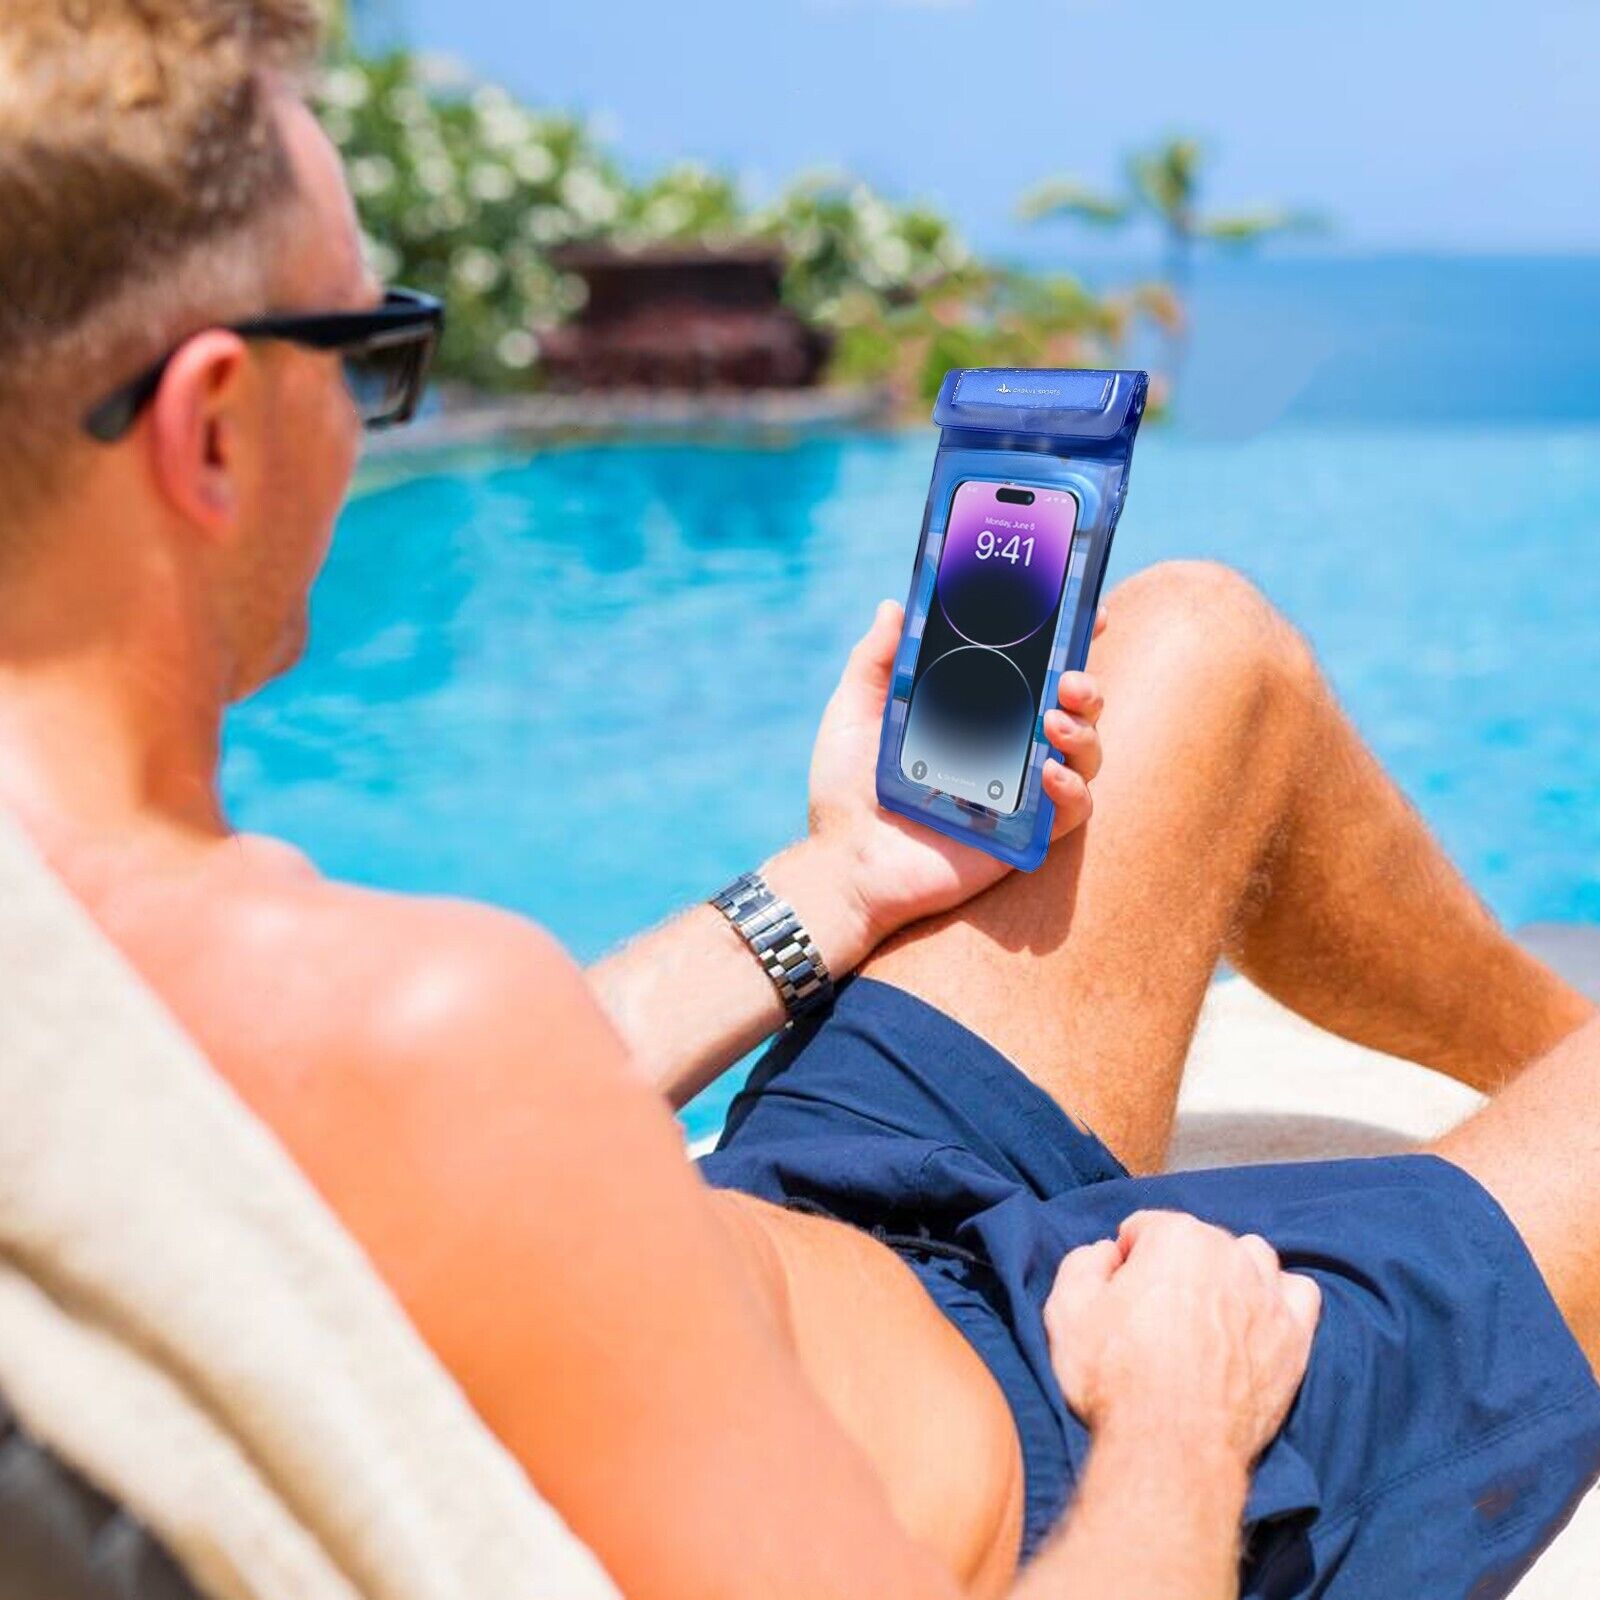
left=875, top=368, right=1147, bottom=871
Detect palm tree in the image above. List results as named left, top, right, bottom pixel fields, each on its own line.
left=1020, top=137, right=1318, bottom=382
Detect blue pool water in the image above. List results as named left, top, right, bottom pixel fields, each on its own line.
left=224, top=420, right=1600, bottom=1137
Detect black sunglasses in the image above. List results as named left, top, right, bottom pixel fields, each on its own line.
left=82, top=288, right=445, bottom=444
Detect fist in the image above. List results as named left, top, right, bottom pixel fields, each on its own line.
left=1044, top=1210, right=1322, bottom=1467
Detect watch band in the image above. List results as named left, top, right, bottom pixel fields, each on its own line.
left=709, top=870, right=835, bottom=1023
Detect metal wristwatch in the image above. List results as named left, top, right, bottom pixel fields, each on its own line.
left=709, top=870, right=834, bottom=1024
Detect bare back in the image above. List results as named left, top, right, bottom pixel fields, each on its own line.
left=45, top=828, right=1024, bottom=1598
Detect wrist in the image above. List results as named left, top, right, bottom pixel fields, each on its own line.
left=1093, top=1406, right=1253, bottom=1514
left=1069, top=1414, right=1250, bottom=1597
left=760, top=835, right=878, bottom=982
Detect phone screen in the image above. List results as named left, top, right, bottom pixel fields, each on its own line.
left=900, top=478, right=1080, bottom=814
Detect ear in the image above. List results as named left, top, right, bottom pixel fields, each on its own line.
left=146, top=330, right=257, bottom=536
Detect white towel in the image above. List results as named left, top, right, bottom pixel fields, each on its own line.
left=0, top=804, right=618, bottom=1600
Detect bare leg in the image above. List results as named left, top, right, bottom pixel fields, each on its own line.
left=1434, top=1016, right=1600, bottom=1368
left=864, top=561, right=1592, bottom=1173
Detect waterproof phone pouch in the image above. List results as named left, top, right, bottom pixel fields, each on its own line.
left=876, top=368, right=1147, bottom=871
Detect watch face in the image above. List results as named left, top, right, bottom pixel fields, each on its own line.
left=901, top=479, right=1081, bottom=815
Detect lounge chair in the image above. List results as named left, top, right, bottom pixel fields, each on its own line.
left=0, top=804, right=615, bottom=1600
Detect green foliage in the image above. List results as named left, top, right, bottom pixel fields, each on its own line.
left=313, top=53, right=629, bottom=386
left=1021, top=136, right=1321, bottom=393
left=825, top=266, right=1133, bottom=407
left=314, top=50, right=1168, bottom=402
left=1126, top=137, right=1205, bottom=228
left=617, top=163, right=745, bottom=245
left=1199, top=207, right=1325, bottom=247
left=749, top=173, right=976, bottom=325
left=313, top=52, right=997, bottom=392
left=1017, top=178, right=1130, bottom=228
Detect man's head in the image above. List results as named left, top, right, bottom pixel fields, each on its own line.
left=0, top=0, right=377, bottom=695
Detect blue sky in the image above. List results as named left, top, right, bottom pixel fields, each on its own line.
left=392, top=0, right=1599, bottom=258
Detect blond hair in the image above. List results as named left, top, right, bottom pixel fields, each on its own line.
left=0, top=0, right=323, bottom=512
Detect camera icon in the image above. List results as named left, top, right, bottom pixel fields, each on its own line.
left=986, top=779, right=1005, bottom=801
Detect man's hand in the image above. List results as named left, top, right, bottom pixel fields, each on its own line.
left=1045, top=1211, right=1322, bottom=1471
left=1013, top=1214, right=1319, bottom=1600
left=807, top=598, right=1106, bottom=950
left=593, top=598, right=1102, bottom=1106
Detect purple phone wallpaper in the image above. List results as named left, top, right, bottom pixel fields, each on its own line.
left=937, top=480, right=1078, bottom=648
left=900, top=480, right=1079, bottom=815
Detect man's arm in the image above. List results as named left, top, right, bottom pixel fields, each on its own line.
left=294, top=897, right=966, bottom=1600
left=1013, top=1212, right=1323, bottom=1600
left=259, top=888, right=1309, bottom=1600
left=590, top=600, right=1105, bottom=1106
left=1015, top=1425, right=1249, bottom=1600
left=586, top=832, right=877, bottom=1109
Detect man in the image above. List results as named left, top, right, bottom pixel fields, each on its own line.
left=1, top=4, right=1597, bottom=1598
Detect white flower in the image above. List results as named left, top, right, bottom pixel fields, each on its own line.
left=415, top=156, right=457, bottom=197
left=561, top=166, right=620, bottom=225
left=430, top=196, right=469, bottom=230
left=642, top=195, right=691, bottom=236
left=387, top=85, right=430, bottom=125
left=360, top=234, right=402, bottom=281
left=524, top=206, right=572, bottom=244
left=403, top=128, right=448, bottom=168
left=414, top=52, right=473, bottom=91
left=319, top=66, right=369, bottom=111
left=471, top=84, right=515, bottom=116
left=496, top=329, right=539, bottom=369
left=350, top=154, right=396, bottom=198
left=319, top=108, right=354, bottom=146
left=513, top=143, right=557, bottom=184
left=478, top=103, right=530, bottom=151
left=469, top=163, right=515, bottom=203
left=854, top=194, right=895, bottom=240
left=871, top=236, right=913, bottom=280
left=451, top=246, right=502, bottom=294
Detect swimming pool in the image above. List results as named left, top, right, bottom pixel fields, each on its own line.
left=223, top=421, right=1600, bottom=1137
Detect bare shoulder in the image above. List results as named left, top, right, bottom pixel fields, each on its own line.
left=202, top=866, right=651, bottom=1270
left=172, top=836, right=626, bottom=1143
left=349, top=887, right=613, bottom=1071
left=234, top=866, right=611, bottom=1071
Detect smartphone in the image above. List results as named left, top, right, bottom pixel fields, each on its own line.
left=899, top=478, right=1082, bottom=815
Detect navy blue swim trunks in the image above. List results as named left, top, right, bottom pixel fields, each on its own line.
left=698, top=976, right=1600, bottom=1597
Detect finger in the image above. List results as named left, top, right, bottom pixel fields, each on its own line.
left=1280, top=1272, right=1323, bottom=1343
left=1043, top=760, right=1093, bottom=833
left=1117, top=1209, right=1186, bottom=1255
left=1044, top=710, right=1103, bottom=781
left=1093, top=606, right=1109, bottom=639
left=843, top=599, right=903, bottom=697
left=1056, top=671, right=1104, bottom=723
left=1046, top=1238, right=1121, bottom=1334
left=1237, top=1233, right=1281, bottom=1287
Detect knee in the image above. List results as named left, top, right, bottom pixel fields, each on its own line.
left=1103, top=560, right=1318, bottom=705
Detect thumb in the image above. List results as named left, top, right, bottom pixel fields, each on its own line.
left=842, top=599, right=903, bottom=700
left=1280, top=1271, right=1323, bottom=1344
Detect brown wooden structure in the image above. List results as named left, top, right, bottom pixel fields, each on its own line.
left=540, top=244, right=829, bottom=391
